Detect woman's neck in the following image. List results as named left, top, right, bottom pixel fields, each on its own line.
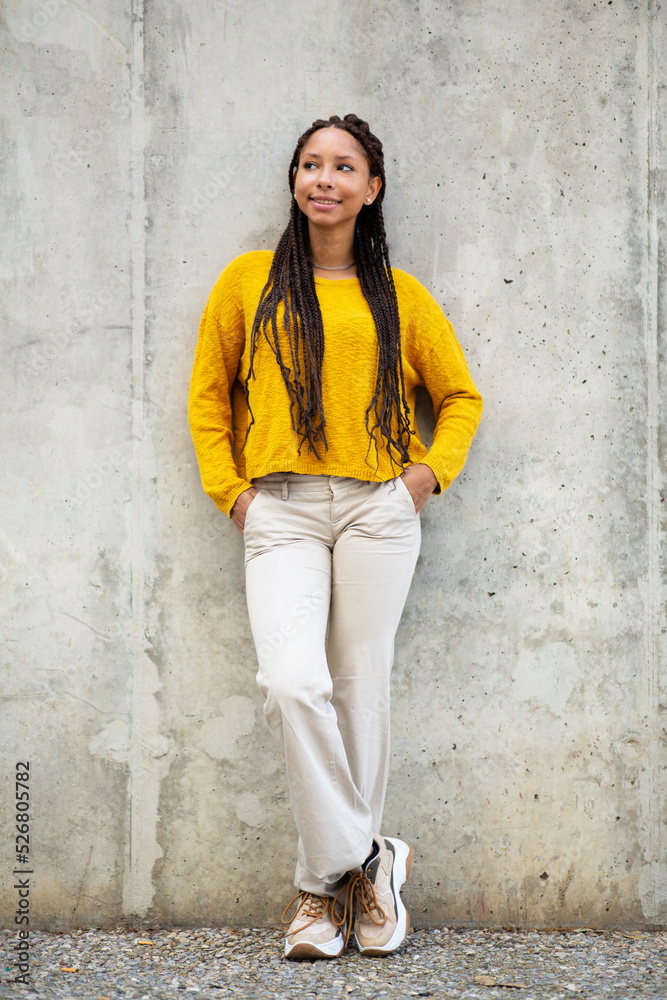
left=308, top=222, right=355, bottom=270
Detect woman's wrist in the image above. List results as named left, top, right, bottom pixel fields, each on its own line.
left=400, top=464, right=437, bottom=513
left=231, top=487, right=258, bottom=533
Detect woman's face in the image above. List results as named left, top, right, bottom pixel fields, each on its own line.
left=293, top=127, right=382, bottom=232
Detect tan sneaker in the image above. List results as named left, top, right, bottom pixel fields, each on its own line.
left=341, top=835, right=413, bottom=956
left=281, top=891, right=346, bottom=960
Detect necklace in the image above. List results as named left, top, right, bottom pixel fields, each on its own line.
left=311, top=260, right=355, bottom=270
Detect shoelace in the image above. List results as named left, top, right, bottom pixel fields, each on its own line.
left=331, top=871, right=387, bottom=945
left=281, top=891, right=332, bottom=933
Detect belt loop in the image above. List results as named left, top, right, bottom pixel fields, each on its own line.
left=281, top=474, right=289, bottom=501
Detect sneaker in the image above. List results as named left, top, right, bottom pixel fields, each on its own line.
left=281, top=891, right=346, bottom=960
left=342, top=834, right=413, bottom=956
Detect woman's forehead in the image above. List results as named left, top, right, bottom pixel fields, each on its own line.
left=300, top=127, right=367, bottom=162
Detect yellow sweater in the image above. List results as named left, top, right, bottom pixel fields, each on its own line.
left=188, top=251, right=482, bottom=517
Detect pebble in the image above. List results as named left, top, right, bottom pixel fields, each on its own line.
left=2, top=926, right=666, bottom=999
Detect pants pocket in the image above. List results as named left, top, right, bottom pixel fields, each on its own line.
left=391, top=475, right=418, bottom=514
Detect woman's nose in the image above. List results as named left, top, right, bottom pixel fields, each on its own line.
left=317, top=166, right=334, bottom=187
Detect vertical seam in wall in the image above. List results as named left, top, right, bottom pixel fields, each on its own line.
left=645, top=0, right=660, bottom=908
left=127, top=0, right=147, bottom=916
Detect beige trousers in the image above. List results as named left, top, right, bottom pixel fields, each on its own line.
left=243, top=472, right=421, bottom=896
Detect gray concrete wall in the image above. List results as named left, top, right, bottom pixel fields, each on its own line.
left=2, top=0, right=666, bottom=929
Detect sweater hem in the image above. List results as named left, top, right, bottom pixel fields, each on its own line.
left=242, top=460, right=410, bottom=484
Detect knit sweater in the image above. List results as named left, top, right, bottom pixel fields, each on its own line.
left=188, top=251, right=482, bottom=517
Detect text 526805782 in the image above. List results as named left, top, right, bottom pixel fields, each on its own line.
left=14, top=762, right=31, bottom=985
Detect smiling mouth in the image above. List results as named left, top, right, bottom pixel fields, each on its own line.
left=311, top=198, right=341, bottom=205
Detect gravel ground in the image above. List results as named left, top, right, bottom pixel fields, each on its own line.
left=2, top=926, right=666, bottom=1000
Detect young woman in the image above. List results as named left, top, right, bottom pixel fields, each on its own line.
left=188, top=114, right=482, bottom=959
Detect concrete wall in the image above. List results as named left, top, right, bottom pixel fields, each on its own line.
left=2, top=0, right=666, bottom=929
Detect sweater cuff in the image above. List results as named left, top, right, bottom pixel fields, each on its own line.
left=211, top=479, right=255, bottom=518
left=419, top=457, right=451, bottom=496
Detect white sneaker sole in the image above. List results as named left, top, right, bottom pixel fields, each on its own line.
left=285, top=932, right=345, bottom=960
left=354, top=837, right=413, bottom=956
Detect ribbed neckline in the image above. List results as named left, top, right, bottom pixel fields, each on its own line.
left=313, top=276, right=360, bottom=285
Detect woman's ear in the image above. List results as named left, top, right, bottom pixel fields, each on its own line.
left=366, top=175, right=382, bottom=205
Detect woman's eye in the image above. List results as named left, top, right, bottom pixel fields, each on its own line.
left=300, top=162, right=353, bottom=171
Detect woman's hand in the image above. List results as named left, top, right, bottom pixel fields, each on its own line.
left=230, top=487, right=259, bottom=534
left=400, top=464, right=438, bottom=513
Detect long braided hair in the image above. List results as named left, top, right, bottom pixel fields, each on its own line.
left=243, top=113, right=412, bottom=470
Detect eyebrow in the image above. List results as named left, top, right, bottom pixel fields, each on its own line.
left=301, top=153, right=358, bottom=161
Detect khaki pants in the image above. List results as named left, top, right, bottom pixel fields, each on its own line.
left=244, top=472, right=421, bottom=896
